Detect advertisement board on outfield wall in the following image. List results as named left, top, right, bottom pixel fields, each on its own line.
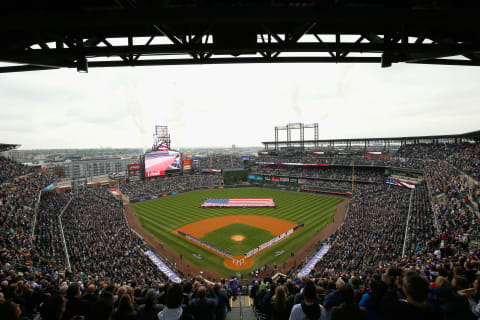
left=128, top=164, right=142, bottom=171
left=182, top=159, right=192, bottom=171
left=298, top=178, right=308, bottom=184
left=271, top=177, right=280, bottom=182
left=280, top=177, right=289, bottom=182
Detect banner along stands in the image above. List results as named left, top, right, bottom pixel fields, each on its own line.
left=298, top=245, right=331, bottom=278
left=144, top=250, right=181, bottom=283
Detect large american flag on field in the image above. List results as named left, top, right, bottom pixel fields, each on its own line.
left=201, top=198, right=276, bottom=208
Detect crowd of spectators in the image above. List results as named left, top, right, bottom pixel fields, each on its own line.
left=0, top=157, right=36, bottom=183
left=197, top=155, right=245, bottom=169
left=0, top=270, right=235, bottom=320
left=256, top=156, right=426, bottom=169
left=0, top=160, right=55, bottom=271
left=313, top=184, right=411, bottom=274
left=61, top=187, right=168, bottom=283
left=255, top=166, right=384, bottom=182
left=3, top=141, right=480, bottom=319
left=398, top=143, right=480, bottom=180
left=302, top=179, right=355, bottom=190
left=33, top=192, right=70, bottom=269
left=120, top=174, right=224, bottom=200
left=404, top=183, right=437, bottom=255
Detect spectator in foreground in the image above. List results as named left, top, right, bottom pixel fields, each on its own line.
left=113, top=295, right=136, bottom=320
left=385, top=271, right=443, bottom=320
left=93, top=294, right=114, bottom=320
left=137, top=289, right=164, bottom=320
left=157, top=283, right=193, bottom=320
left=63, top=283, right=86, bottom=320
left=289, top=279, right=327, bottom=320
left=271, top=285, right=291, bottom=320
left=189, top=286, right=217, bottom=320
left=328, top=284, right=367, bottom=320
left=41, top=294, right=66, bottom=320
left=213, top=283, right=230, bottom=320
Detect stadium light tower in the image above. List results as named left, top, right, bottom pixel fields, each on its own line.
left=153, top=125, right=171, bottom=150
left=274, top=123, right=319, bottom=151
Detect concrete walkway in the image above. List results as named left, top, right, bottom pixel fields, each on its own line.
left=227, top=295, right=256, bottom=320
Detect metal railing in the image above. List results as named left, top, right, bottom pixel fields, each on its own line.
left=58, top=197, right=73, bottom=270
left=30, top=190, right=42, bottom=241
left=402, top=188, right=414, bottom=258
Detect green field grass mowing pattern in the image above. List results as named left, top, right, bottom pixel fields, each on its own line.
left=131, top=188, right=343, bottom=277
left=201, top=223, right=275, bottom=256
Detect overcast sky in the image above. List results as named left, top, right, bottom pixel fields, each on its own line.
left=1, top=62, right=479, bottom=150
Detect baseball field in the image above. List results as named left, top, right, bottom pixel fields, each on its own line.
left=131, top=188, right=343, bottom=277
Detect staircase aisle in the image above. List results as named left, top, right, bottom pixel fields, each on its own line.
left=227, top=295, right=256, bottom=320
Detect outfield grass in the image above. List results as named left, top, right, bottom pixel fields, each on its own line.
left=201, top=223, right=275, bottom=256
left=131, top=188, right=343, bottom=277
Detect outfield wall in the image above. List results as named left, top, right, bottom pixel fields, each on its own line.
left=128, top=182, right=354, bottom=203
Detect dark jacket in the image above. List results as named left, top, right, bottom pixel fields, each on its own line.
left=329, top=304, right=368, bottom=320
left=63, top=297, right=88, bottom=320
left=81, top=293, right=98, bottom=320
left=136, top=303, right=164, bottom=320
left=189, top=297, right=217, bottom=320
left=430, top=288, right=476, bottom=320
left=324, top=290, right=344, bottom=311
left=215, top=290, right=231, bottom=315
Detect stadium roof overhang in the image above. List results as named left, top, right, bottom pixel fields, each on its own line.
left=262, top=130, right=480, bottom=150
left=1, top=1, right=480, bottom=73
left=0, top=143, right=21, bottom=152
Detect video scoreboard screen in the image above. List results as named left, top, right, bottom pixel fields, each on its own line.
left=145, top=150, right=181, bottom=177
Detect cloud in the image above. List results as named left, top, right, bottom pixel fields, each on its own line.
left=1, top=63, right=480, bottom=149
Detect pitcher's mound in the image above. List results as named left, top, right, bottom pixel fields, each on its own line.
left=231, top=235, right=245, bottom=242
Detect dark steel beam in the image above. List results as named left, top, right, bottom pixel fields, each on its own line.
left=86, top=57, right=382, bottom=67
left=1, top=42, right=477, bottom=61
left=2, top=8, right=479, bottom=31
left=0, top=65, right=57, bottom=73
left=0, top=56, right=381, bottom=73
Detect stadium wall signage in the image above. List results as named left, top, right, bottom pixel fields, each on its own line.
left=248, top=174, right=264, bottom=181
left=256, top=162, right=329, bottom=167
left=298, top=244, right=331, bottom=277
left=144, top=250, right=181, bottom=283
left=128, top=164, right=142, bottom=171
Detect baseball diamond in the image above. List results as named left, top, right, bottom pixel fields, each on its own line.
left=130, top=188, right=345, bottom=277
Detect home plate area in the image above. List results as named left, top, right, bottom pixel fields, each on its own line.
left=173, top=215, right=303, bottom=270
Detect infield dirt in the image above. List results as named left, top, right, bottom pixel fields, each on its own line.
left=124, top=190, right=348, bottom=281
left=174, top=215, right=297, bottom=238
